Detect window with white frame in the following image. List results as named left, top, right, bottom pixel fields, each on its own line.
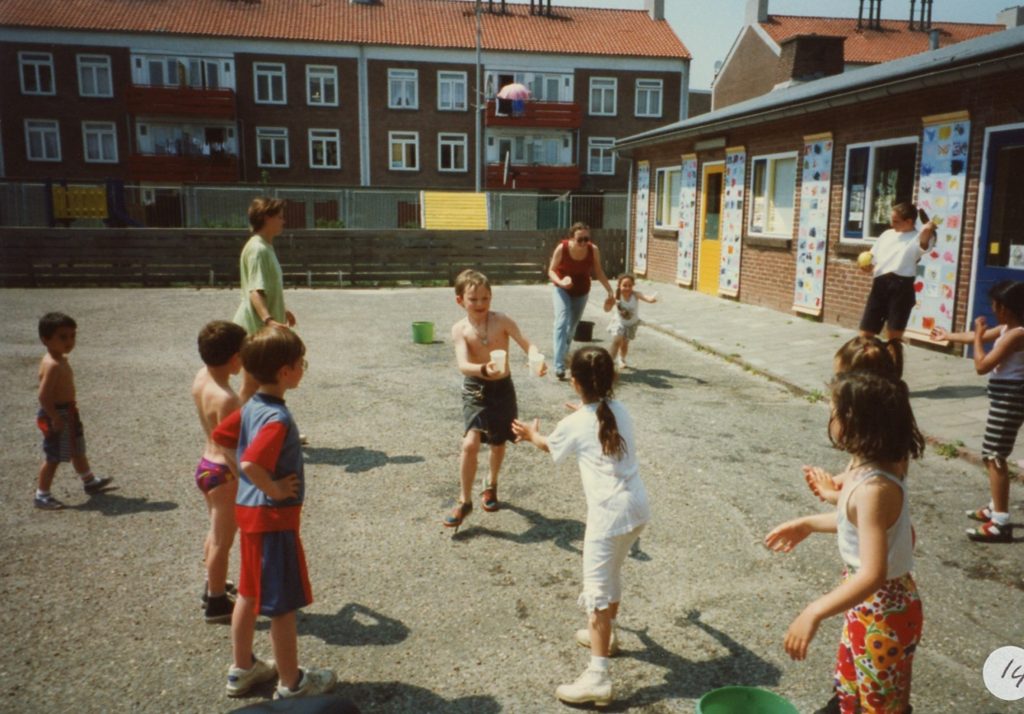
left=437, top=71, right=467, bottom=111
left=389, top=131, right=419, bottom=170
left=589, top=77, right=617, bottom=116
left=308, top=129, right=340, bottom=169
left=254, top=63, right=286, bottom=104
left=25, top=120, right=61, bottom=161
left=654, top=166, right=682, bottom=229
left=256, top=127, right=289, bottom=167
left=306, top=65, right=338, bottom=106
left=842, top=138, right=918, bottom=239
left=82, top=121, right=118, bottom=163
left=749, top=152, right=797, bottom=236
left=635, top=79, right=663, bottom=118
left=587, top=137, right=615, bottom=175
left=19, top=52, right=55, bottom=95
left=77, top=55, right=113, bottom=98
left=438, top=133, right=468, bottom=172
left=388, top=69, right=418, bottom=109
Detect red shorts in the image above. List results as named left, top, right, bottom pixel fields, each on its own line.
left=238, top=529, right=313, bottom=617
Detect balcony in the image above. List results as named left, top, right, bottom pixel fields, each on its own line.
left=485, top=164, right=581, bottom=191
left=126, top=85, right=236, bottom=119
left=128, top=153, right=239, bottom=183
left=485, top=100, right=582, bottom=129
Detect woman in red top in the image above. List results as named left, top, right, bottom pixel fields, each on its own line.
left=548, top=222, right=615, bottom=380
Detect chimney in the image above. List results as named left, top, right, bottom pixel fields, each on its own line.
left=908, top=0, right=915, bottom=29
left=929, top=28, right=940, bottom=49
left=645, top=0, right=664, bottom=21
left=745, top=0, right=769, bottom=25
left=998, top=5, right=1024, bottom=28
left=858, top=0, right=865, bottom=29
left=774, top=34, right=846, bottom=85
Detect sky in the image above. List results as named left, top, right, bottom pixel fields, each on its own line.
left=503, top=0, right=1017, bottom=89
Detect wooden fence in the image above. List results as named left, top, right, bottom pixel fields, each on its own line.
left=0, top=228, right=627, bottom=288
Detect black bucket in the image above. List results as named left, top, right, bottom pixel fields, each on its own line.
left=574, top=320, right=595, bottom=342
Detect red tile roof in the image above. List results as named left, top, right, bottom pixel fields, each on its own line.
left=760, top=15, right=1003, bottom=64
left=0, top=0, right=690, bottom=59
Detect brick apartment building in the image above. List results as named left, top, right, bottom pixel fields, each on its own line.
left=615, top=23, right=1024, bottom=343
left=0, top=0, right=690, bottom=196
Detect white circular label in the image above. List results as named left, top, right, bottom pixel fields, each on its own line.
left=983, top=646, right=1024, bottom=701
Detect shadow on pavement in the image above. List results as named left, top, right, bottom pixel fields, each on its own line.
left=617, top=369, right=707, bottom=390
left=229, top=683, right=497, bottom=714
left=910, top=384, right=986, bottom=400
left=68, top=489, right=178, bottom=516
left=452, top=502, right=584, bottom=554
left=298, top=603, right=410, bottom=647
left=303, top=446, right=424, bottom=474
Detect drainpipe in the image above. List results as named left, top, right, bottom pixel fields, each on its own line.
left=624, top=157, right=634, bottom=272
left=475, top=0, right=483, bottom=193
left=929, top=28, right=940, bottom=50
left=358, top=45, right=370, bottom=186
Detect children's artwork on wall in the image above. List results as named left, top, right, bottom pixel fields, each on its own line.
left=911, top=114, right=970, bottom=334
left=718, top=147, right=746, bottom=296
left=676, top=154, right=698, bottom=286
left=634, top=161, right=650, bottom=275
left=793, top=134, right=833, bottom=316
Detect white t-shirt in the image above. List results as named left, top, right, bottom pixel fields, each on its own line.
left=872, top=228, right=925, bottom=278
left=546, top=399, right=651, bottom=540
left=992, top=324, right=1024, bottom=380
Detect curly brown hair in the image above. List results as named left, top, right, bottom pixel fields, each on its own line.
left=828, top=371, right=924, bottom=463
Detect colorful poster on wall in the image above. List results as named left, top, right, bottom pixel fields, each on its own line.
left=793, top=133, right=834, bottom=315
left=676, top=154, right=698, bottom=286
left=911, top=113, right=970, bottom=335
left=718, top=147, right=746, bottom=296
left=634, top=161, right=650, bottom=275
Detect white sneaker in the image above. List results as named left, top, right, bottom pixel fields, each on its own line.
left=274, top=667, right=338, bottom=700
left=615, top=357, right=627, bottom=370
left=226, top=657, right=277, bottom=697
left=555, top=668, right=613, bottom=706
left=575, top=627, right=619, bottom=655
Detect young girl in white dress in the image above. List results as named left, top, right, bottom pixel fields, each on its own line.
left=604, top=274, right=657, bottom=370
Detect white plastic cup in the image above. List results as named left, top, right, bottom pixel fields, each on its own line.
left=489, top=349, right=507, bottom=374
left=529, top=350, right=545, bottom=376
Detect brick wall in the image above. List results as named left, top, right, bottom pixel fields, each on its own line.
left=711, top=27, right=778, bottom=110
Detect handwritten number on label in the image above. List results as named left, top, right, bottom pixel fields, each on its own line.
left=1002, top=659, right=1024, bottom=688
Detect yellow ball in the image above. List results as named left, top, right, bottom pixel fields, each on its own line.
left=857, top=251, right=873, bottom=269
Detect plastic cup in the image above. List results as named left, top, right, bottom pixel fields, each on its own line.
left=529, top=351, right=545, bottom=376
left=489, top=349, right=507, bottom=373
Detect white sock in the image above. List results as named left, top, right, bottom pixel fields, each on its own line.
left=588, top=655, right=609, bottom=673
left=36, top=489, right=50, bottom=498
left=991, top=511, right=1010, bottom=526
left=78, top=470, right=95, bottom=483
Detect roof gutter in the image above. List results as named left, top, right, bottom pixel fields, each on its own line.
left=616, top=50, right=1024, bottom=154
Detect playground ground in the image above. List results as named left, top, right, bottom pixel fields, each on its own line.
left=0, top=285, right=1021, bottom=713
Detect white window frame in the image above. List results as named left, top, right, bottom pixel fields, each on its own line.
left=587, top=137, right=616, bottom=175
left=82, top=121, right=118, bottom=163
left=19, top=52, right=56, bottom=96
left=389, top=131, right=419, bottom=171
left=306, top=65, right=338, bottom=107
left=635, top=78, right=663, bottom=118
left=840, top=135, right=920, bottom=241
left=654, top=166, right=682, bottom=229
left=589, top=77, right=617, bottom=116
left=253, top=63, right=286, bottom=105
left=388, top=69, right=418, bottom=110
left=437, top=71, right=468, bottom=111
left=438, top=132, right=468, bottom=173
left=77, top=54, right=113, bottom=98
left=24, top=119, right=61, bottom=162
left=256, top=126, right=289, bottom=168
left=748, top=151, right=798, bottom=238
left=308, top=128, right=341, bottom=169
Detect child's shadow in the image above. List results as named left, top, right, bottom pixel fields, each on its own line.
left=230, top=684, right=500, bottom=714
left=605, top=609, right=782, bottom=709
left=617, top=369, right=706, bottom=390
left=303, top=446, right=424, bottom=474
left=68, top=489, right=178, bottom=517
left=297, top=602, right=409, bottom=647
left=452, top=502, right=584, bottom=555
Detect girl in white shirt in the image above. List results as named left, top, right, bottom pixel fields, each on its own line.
left=512, top=346, right=649, bottom=708
left=604, top=274, right=658, bottom=370
left=766, top=371, right=924, bottom=714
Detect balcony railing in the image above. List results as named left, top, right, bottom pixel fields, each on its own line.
left=485, top=164, right=581, bottom=191
left=128, top=153, right=239, bottom=183
left=485, top=100, right=582, bottom=129
left=126, top=84, right=236, bottom=119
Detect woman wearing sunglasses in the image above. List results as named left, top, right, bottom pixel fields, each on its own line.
left=548, top=222, right=616, bottom=380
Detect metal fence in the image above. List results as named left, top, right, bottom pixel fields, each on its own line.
left=0, top=181, right=626, bottom=232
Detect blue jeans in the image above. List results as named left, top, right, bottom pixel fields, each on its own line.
left=552, top=287, right=589, bottom=373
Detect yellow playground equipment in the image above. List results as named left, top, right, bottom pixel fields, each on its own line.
left=50, top=183, right=108, bottom=222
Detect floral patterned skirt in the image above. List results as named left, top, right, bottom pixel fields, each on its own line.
left=834, top=572, right=923, bottom=713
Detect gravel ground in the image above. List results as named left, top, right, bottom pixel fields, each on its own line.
left=0, top=285, right=1021, bottom=714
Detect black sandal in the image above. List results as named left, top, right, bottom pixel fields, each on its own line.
left=443, top=501, right=473, bottom=531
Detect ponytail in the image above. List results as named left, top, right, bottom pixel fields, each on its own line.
left=596, top=397, right=627, bottom=459
left=570, top=346, right=627, bottom=459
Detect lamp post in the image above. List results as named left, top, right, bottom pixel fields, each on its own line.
left=475, top=0, right=483, bottom=193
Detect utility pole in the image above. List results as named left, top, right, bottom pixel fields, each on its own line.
left=475, top=0, right=483, bottom=193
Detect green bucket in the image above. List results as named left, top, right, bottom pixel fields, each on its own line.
left=411, top=321, right=434, bottom=344
left=696, top=687, right=798, bottom=714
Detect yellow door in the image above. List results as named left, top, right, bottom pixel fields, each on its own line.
left=697, top=163, right=724, bottom=295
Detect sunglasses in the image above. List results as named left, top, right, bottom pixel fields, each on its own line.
left=575, top=236, right=591, bottom=243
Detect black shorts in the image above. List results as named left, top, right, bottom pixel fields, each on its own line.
left=860, top=273, right=916, bottom=334
left=462, top=375, right=517, bottom=445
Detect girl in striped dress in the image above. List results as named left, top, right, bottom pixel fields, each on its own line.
left=931, top=280, right=1024, bottom=542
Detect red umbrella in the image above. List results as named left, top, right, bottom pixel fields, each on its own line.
left=497, top=82, right=531, bottom=101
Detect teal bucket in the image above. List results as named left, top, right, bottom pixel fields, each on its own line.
left=411, top=321, right=434, bottom=344
left=696, top=687, right=799, bottom=714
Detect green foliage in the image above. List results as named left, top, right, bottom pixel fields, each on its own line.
left=805, top=389, right=825, bottom=404
left=315, top=217, right=345, bottom=229
left=935, top=440, right=965, bottom=459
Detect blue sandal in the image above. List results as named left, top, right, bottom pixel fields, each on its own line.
left=443, top=501, right=472, bottom=531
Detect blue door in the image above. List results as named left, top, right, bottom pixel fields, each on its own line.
left=972, top=128, right=1024, bottom=328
